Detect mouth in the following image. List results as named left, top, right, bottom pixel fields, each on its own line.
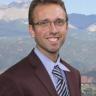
left=47, top=37, right=59, bottom=42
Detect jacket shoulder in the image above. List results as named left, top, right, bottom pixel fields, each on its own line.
left=60, top=59, right=80, bottom=75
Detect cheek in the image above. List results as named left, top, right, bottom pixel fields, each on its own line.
left=35, top=27, right=48, bottom=32
left=62, top=26, right=68, bottom=35
left=60, top=29, right=67, bottom=37
left=34, top=31, right=45, bottom=39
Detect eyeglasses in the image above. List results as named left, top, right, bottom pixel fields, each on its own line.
left=33, top=18, right=68, bottom=29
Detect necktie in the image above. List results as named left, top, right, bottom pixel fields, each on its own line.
left=52, top=65, right=70, bottom=96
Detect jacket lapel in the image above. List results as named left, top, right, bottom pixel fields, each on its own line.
left=65, top=71, right=75, bottom=96
left=28, top=50, right=58, bottom=96
left=60, top=59, right=76, bottom=96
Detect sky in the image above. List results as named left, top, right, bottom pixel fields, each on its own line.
left=0, top=0, right=96, bottom=15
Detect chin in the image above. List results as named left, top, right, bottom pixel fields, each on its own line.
left=48, top=48, right=59, bottom=54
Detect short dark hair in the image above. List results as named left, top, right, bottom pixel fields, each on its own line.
left=28, top=0, right=68, bottom=25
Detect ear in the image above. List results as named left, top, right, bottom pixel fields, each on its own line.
left=28, top=25, right=35, bottom=37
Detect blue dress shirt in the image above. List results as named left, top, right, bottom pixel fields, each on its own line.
left=34, top=48, right=70, bottom=89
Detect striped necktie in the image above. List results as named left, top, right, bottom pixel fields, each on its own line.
left=52, top=65, right=70, bottom=96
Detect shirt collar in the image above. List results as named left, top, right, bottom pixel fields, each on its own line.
left=34, top=47, right=70, bottom=72
left=56, top=57, right=70, bottom=72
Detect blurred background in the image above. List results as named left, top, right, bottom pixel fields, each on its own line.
left=0, top=0, right=96, bottom=96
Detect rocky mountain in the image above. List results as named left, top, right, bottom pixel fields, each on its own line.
left=0, top=0, right=96, bottom=74
left=69, top=13, right=96, bottom=30
left=0, top=8, right=28, bottom=21
left=0, top=0, right=29, bottom=21
left=83, top=71, right=96, bottom=77
left=86, top=24, right=96, bottom=32
left=0, top=29, right=96, bottom=74
left=68, top=24, right=77, bottom=29
left=0, top=0, right=96, bottom=32
left=7, top=0, right=30, bottom=8
left=0, top=19, right=28, bottom=36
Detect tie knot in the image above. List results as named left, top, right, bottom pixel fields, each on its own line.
left=52, top=65, right=63, bottom=80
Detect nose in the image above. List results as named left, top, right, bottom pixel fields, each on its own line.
left=49, top=22, right=58, bottom=34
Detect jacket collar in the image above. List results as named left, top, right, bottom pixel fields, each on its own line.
left=28, top=49, right=58, bottom=96
left=28, top=49, right=77, bottom=96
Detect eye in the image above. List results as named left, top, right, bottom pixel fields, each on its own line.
left=34, top=20, right=49, bottom=26
left=40, top=20, right=49, bottom=26
left=55, top=19, right=66, bottom=26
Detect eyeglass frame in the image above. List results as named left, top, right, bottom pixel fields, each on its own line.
left=32, top=18, right=68, bottom=29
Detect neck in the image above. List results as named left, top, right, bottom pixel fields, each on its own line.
left=37, top=47, right=59, bottom=62
left=46, top=52, right=59, bottom=62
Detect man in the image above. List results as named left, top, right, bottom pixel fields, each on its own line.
left=0, top=0, right=81, bottom=96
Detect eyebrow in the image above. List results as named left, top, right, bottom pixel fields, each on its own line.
left=36, top=17, right=66, bottom=21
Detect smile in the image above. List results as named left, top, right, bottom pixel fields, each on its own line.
left=47, top=37, right=59, bottom=42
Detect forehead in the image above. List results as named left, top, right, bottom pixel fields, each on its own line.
left=33, top=4, right=66, bottom=21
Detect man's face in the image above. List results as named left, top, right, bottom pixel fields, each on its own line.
left=29, top=4, right=68, bottom=55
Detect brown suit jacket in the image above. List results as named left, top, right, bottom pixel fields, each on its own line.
left=0, top=49, right=81, bottom=96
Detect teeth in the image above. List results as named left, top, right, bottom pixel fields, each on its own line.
left=48, top=38, right=58, bottom=42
